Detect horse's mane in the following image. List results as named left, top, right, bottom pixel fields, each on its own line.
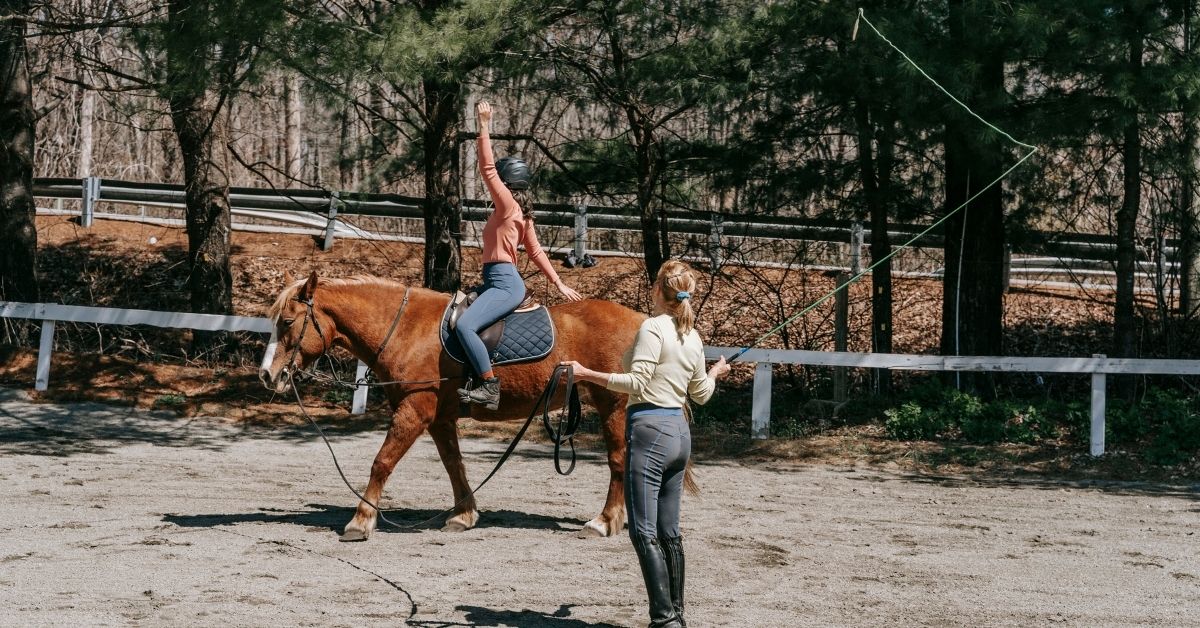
left=267, top=275, right=408, bottom=322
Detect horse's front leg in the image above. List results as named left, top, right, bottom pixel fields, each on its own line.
left=341, top=396, right=432, bottom=542
left=426, top=414, right=479, bottom=532
left=582, top=387, right=627, bottom=538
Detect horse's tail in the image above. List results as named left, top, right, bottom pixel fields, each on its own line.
left=684, top=461, right=700, bottom=496
left=683, top=402, right=700, bottom=496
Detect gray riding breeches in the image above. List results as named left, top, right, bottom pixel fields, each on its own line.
left=624, top=404, right=691, bottom=540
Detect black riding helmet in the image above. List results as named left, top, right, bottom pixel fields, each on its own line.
left=496, top=156, right=531, bottom=190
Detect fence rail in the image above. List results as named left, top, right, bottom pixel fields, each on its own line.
left=32, top=176, right=1164, bottom=264
left=3, top=300, right=1194, bottom=458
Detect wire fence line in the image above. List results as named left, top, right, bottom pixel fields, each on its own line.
left=32, top=176, right=1177, bottom=293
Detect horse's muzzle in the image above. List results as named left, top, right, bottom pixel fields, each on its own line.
left=259, top=366, right=292, bottom=394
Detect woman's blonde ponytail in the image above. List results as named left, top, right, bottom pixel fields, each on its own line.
left=655, top=260, right=698, bottom=337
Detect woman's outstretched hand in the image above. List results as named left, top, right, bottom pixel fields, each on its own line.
left=556, top=280, right=583, bottom=302
left=476, top=101, right=493, bottom=127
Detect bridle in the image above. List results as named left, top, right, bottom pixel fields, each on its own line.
left=275, top=294, right=327, bottom=385
left=275, top=287, right=445, bottom=390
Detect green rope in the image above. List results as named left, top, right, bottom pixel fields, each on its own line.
left=730, top=8, right=1039, bottom=361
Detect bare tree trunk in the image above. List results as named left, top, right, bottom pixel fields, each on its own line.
left=0, top=0, right=39, bottom=304
left=421, top=76, right=462, bottom=293
left=165, top=0, right=234, bottom=350
left=169, top=99, right=234, bottom=319
left=337, top=100, right=354, bottom=189
left=633, top=117, right=665, bottom=283
left=940, top=0, right=1005, bottom=397
left=284, top=74, right=303, bottom=180
left=77, top=86, right=94, bottom=177
left=1180, top=2, right=1200, bottom=318
left=856, top=97, right=893, bottom=396
left=1113, top=24, right=1144, bottom=400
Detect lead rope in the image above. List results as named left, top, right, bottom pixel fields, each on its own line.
left=288, top=364, right=579, bottom=532
left=727, top=9, right=1040, bottom=362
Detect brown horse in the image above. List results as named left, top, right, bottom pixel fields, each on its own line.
left=259, top=272, right=644, bottom=541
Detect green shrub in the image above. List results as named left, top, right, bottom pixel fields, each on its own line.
left=939, top=388, right=985, bottom=427
left=884, top=402, right=947, bottom=440
left=961, top=406, right=1006, bottom=444
left=877, top=382, right=1200, bottom=465
left=1141, top=389, right=1200, bottom=465
left=1104, top=399, right=1145, bottom=446
left=322, top=388, right=353, bottom=404
left=153, top=393, right=186, bottom=408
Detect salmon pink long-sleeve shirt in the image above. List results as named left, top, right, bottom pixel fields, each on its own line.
left=478, top=133, right=560, bottom=285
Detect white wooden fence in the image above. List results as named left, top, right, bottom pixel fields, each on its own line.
left=708, top=346, right=1200, bottom=456
left=0, top=302, right=272, bottom=392
left=3, top=301, right=1197, bottom=457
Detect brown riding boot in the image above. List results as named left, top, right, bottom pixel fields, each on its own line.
left=660, top=535, right=686, bottom=627
left=631, top=534, right=684, bottom=628
left=462, top=376, right=501, bottom=411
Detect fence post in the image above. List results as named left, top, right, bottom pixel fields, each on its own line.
left=1090, top=353, right=1106, bottom=457
left=323, top=192, right=340, bottom=251
left=351, top=360, right=369, bottom=415
left=81, top=176, right=100, bottom=227
left=36, top=320, right=55, bottom=391
left=834, top=272, right=849, bottom=402
left=752, top=361, right=771, bottom=439
left=574, top=204, right=588, bottom=260
left=709, top=213, right=724, bottom=270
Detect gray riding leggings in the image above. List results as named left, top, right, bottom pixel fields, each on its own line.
left=624, top=405, right=691, bottom=540
left=456, top=262, right=526, bottom=377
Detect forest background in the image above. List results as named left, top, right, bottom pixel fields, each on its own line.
left=3, top=1, right=1200, bottom=460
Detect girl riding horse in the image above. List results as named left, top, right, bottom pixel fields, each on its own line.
left=457, top=101, right=583, bottom=411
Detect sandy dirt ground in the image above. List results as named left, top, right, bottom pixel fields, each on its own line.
left=1, top=388, right=1197, bottom=628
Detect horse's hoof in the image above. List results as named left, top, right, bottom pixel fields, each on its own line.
left=441, top=511, right=477, bottom=532
left=441, top=520, right=470, bottom=532
left=339, top=527, right=370, bottom=542
left=579, top=519, right=608, bottom=538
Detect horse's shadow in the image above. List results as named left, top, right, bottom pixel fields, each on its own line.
left=163, top=503, right=585, bottom=534
left=407, top=604, right=623, bottom=628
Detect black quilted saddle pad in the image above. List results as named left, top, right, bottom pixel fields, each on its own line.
left=440, top=304, right=556, bottom=367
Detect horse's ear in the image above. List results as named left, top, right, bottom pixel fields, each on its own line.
left=302, top=271, right=318, bottom=301
left=282, top=270, right=295, bottom=285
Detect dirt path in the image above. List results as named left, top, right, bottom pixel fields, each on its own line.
left=1, top=388, right=1197, bottom=627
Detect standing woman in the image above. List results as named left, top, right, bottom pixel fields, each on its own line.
left=458, top=101, right=583, bottom=410
left=564, top=260, right=730, bottom=628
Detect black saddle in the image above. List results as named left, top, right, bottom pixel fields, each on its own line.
left=440, top=291, right=556, bottom=368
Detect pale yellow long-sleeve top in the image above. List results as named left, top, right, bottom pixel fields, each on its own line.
left=605, top=314, right=716, bottom=408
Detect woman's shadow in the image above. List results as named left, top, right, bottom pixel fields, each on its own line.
left=407, top=604, right=624, bottom=627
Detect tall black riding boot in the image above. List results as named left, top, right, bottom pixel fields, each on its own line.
left=461, top=376, right=501, bottom=411
left=631, top=534, right=684, bottom=628
left=659, top=535, right=686, bottom=627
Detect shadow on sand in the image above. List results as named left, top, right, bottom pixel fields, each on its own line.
left=164, top=503, right=586, bottom=535
left=406, top=604, right=624, bottom=628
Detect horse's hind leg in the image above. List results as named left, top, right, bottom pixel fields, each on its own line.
left=341, top=398, right=430, bottom=542
left=426, top=415, right=479, bottom=532
left=582, top=388, right=627, bottom=538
